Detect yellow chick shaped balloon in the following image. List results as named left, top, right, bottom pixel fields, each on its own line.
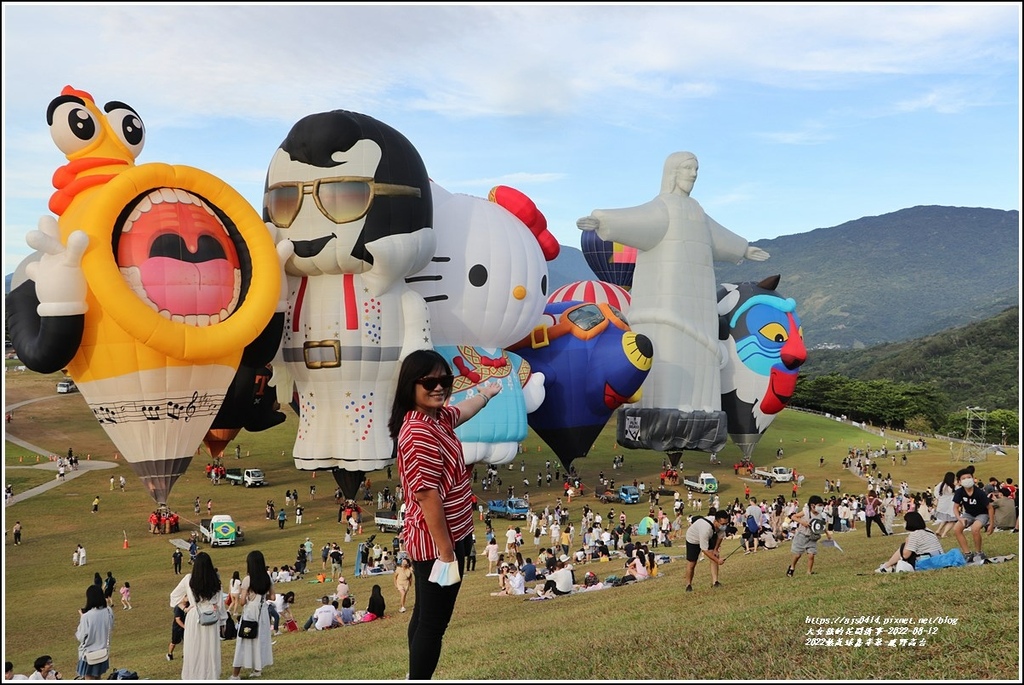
left=5, top=86, right=289, bottom=504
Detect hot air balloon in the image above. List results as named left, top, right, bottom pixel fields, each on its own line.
left=267, top=109, right=434, bottom=499
left=204, top=362, right=287, bottom=459
left=4, top=86, right=283, bottom=505
left=548, top=279, right=631, bottom=315
left=580, top=230, right=636, bottom=289
left=407, top=183, right=557, bottom=466
left=717, top=275, right=806, bottom=460
left=577, top=151, right=770, bottom=464
left=508, top=301, right=653, bottom=472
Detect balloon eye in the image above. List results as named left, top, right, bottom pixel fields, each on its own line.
left=759, top=322, right=788, bottom=343
left=103, top=102, right=145, bottom=158
left=469, top=264, right=488, bottom=288
left=540, top=274, right=547, bottom=296
left=49, top=101, right=99, bottom=155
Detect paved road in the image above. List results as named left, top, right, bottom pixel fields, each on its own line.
left=5, top=395, right=117, bottom=506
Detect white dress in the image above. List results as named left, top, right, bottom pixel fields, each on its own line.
left=934, top=483, right=957, bottom=522
left=231, top=579, right=274, bottom=671
left=170, top=575, right=224, bottom=680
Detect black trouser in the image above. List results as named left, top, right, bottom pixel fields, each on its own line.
left=865, top=514, right=888, bottom=537
left=408, top=534, right=472, bottom=680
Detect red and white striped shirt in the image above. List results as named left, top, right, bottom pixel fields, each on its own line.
left=397, top=406, right=474, bottom=561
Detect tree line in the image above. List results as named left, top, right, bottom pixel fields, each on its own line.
left=792, top=373, right=1018, bottom=445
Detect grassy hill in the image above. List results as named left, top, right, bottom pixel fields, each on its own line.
left=3, top=368, right=1019, bottom=680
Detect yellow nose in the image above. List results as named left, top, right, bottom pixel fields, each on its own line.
left=513, top=286, right=526, bottom=300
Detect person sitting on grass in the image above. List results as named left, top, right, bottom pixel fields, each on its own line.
left=876, top=511, right=944, bottom=573
left=302, top=596, right=336, bottom=631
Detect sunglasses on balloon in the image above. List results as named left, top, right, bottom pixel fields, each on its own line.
left=416, top=375, right=454, bottom=392
left=264, top=176, right=421, bottom=228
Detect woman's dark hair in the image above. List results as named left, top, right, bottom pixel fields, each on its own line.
left=388, top=349, right=452, bottom=439
left=283, top=591, right=296, bottom=603
left=367, top=584, right=386, bottom=616
left=246, top=550, right=271, bottom=596
left=83, top=584, right=106, bottom=612
left=93, top=572, right=103, bottom=586
left=939, top=471, right=956, bottom=495
left=232, top=570, right=240, bottom=582
left=904, top=511, right=927, bottom=532
left=189, top=551, right=221, bottom=602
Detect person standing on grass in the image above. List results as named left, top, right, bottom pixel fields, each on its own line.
left=91, top=496, right=100, bottom=514
left=393, top=557, right=414, bottom=613
left=683, top=509, right=730, bottom=592
left=230, top=550, right=275, bottom=680
left=170, top=552, right=225, bottom=680
left=13, top=521, right=22, bottom=545
left=864, top=489, right=890, bottom=538
left=102, top=572, right=116, bottom=606
left=172, top=549, right=183, bottom=575
left=787, top=495, right=833, bottom=577
left=75, top=584, right=113, bottom=680
left=389, top=350, right=500, bottom=680
left=166, top=596, right=187, bottom=661
left=119, top=582, right=132, bottom=610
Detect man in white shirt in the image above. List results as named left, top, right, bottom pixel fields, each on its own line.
left=303, top=596, right=337, bottom=631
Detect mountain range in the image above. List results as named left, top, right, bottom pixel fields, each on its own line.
left=548, top=205, right=1020, bottom=350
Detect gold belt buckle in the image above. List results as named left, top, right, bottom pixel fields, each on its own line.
left=303, top=340, right=341, bottom=369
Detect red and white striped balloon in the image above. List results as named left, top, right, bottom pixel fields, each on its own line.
left=548, top=279, right=631, bottom=313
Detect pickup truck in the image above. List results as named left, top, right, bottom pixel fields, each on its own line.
left=487, top=498, right=530, bottom=520
left=373, top=509, right=405, bottom=533
left=596, top=484, right=640, bottom=504
left=225, top=468, right=266, bottom=487
left=199, top=514, right=237, bottom=547
left=682, top=472, right=719, bottom=494
left=754, top=466, right=794, bottom=483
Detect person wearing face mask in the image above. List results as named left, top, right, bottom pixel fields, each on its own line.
left=786, top=495, right=833, bottom=577
left=952, top=468, right=995, bottom=563
left=683, top=509, right=731, bottom=592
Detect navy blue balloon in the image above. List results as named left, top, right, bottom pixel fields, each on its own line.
left=581, top=230, right=635, bottom=289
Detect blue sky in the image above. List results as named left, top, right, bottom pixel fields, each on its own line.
left=2, top=3, right=1020, bottom=276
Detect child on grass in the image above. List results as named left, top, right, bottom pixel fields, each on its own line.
left=787, top=495, right=833, bottom=577
left=119, top=581, right=132, bottom=610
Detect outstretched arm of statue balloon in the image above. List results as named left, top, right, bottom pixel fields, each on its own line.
left=576, top=216, right=600, bottom=232
left=25, top=215, right=89, bottom=317
left=522, top=372, right=546, bottom=413
left=275, top=239, right=295, bottom=312
left=744, top=246, right=770, bottom=262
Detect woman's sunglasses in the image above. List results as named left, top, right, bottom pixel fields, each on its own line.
left=416, top=375, right=454, bottom=392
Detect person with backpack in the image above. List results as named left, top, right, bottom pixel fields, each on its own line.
left=683, top=509, right=730, bottom=592
left=863, top=490, right=890, bottom=538
left=743, top=498, right=762, bottom=554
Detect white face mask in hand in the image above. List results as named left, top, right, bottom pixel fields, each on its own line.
left=428, top=559, right=461, bottom=587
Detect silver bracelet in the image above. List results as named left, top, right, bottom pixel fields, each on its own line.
left=481, top=393, right=489, bottom=406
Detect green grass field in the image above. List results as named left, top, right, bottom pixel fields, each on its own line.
left=3, top=368, right=1020, bottom=680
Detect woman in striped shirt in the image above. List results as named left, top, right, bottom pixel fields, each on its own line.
left=388, top=350, right=501, bottom=680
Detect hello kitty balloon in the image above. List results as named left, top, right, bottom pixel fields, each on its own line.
left=408, top=183, right=559, bottom=465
